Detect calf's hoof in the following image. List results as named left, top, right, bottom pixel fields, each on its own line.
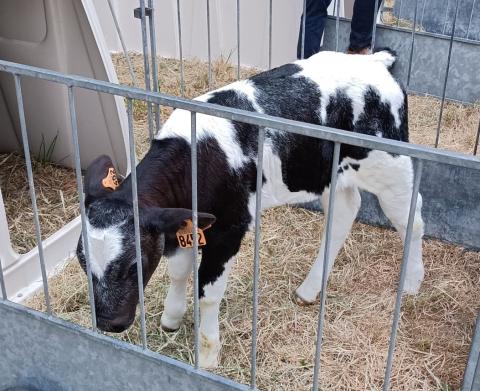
left=199, top=334, right=220, bottom=368
left=160, top=313, right=182, bottom=332
left=293, top=290, right=317, bottom=306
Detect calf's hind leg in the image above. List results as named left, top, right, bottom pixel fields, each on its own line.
left=354, top=151, right=425, bottom=295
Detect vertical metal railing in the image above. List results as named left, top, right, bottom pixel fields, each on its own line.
left=0, top=255, right=7, bottom=300
left=127, top=99, right=148, bottom=349
left=435, top=0, right=460, bottom=148
left=206, top=0, right=212, bottom=88
left=462, top=314, right=480, bottom=391
left=406, top=0, right=420, bottom=87
left=301, top=0, right=307, bottom=59
left=236, top=0, right=241, bottom=79
left=14, top=75, right=51, bottom=315
left=474, top=121, right=480, bottom=156
left=176, top=0, right=185, bottom=96
left=107, top=0, right=137, bottom=87
left=335, top=0, right=340, bottom=52
left=371, top=0, right=380, bottom=51
left=383, top=159, right=424, bottom=391
left=268, top=0, right=273, bottom=69
left=250, top=127, right=266, bottom=390
left=139, top=0, right=154, bottom=140
left=148, top=0, right=161, bottom=132
left=68, top=86, right=97, bottom=330
left=311, top=142, right=341, bottom=391
left=191, top=111, right=201, bottom=368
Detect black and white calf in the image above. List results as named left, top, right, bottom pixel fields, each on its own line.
left=77, top=49, right=424, bottom=368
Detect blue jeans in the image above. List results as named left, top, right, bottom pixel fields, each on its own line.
left=297, top=0, right=381, bottom=59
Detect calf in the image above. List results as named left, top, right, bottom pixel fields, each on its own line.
left=77, top=49, right=424, bottom=368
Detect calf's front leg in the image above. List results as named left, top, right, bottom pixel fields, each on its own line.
left=197, top=231, right=242, bottom=368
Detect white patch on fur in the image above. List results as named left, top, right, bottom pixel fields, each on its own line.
left=85, top=221, right=123, bottom=279
left=161, top=248, right=193, bottom=330
left=296, top=51, right=404, bottom=128
left=199, top=256, right=235, bottom=368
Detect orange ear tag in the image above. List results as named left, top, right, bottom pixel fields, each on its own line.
left=102, top=167, right=119, bottom=191
left=176, top=219, right=207, bottom=248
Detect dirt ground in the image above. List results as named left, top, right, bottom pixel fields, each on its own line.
left=2, top=53, right=478, bottom=390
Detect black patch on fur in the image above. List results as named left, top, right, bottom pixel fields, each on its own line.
left=350, top=163, right=360, bottom=171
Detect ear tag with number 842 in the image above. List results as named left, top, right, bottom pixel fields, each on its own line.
left=176, top=219, right=207, bottom=248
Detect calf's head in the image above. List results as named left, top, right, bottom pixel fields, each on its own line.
left=76, top=155, right=215, bottom=333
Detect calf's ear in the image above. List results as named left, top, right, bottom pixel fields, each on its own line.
left=84, top=155, right=121, bottom=203
left=141, top=207, right=216, bottom=233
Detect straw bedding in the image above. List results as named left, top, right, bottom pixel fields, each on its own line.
left=2, top=53, right=478, bottom=390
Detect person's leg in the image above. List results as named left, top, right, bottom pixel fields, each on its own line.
left=348, top=0, right=383, bottom=53
left=297, top=0, right=333, bottom=59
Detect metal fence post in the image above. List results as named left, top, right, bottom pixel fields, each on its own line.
left=0, top=255, right=7, bottom=300
left=14, top=75, right=51, bottom=315
left=67, top=86, right=97, bottom=330
left=138, top=0, right=154, bottom=141
left=127, top=98, right=148, bottom=349
left=435, top=0, right=460, bottom=148
left=176, top=0, right=185, bottom=96
left=462, top=314, right=480, bottom=391
left=107, top=0, right=137, bottom=87
left=312, top=142, right=341, bottom=391
left=191, top=111, right=200, bottom=368
left=250, top=127, right=266, bottom=390
left=237, top=0, right=241, bottom=79
left=206, top=0, right=212, bottom=88
left=406, top=0, right=420, bottom=87
left=383, top=158, right=424, bottom=391
left=301, top=0, right=307, bottom=59
left=148, top=0, right=161, bottom=131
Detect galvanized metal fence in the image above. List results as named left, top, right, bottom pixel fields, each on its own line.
left=0, top=0, right=479, bottom=390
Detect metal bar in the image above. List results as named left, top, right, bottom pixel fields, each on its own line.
left=0, top=256, right=7, bottom=300
left=127, top=99, right=147, bottom=349
left=371, top=0, right=380, bottom=51
left=176, top=0, right=185, bottom=96
left=107, top=0, right=137, bottom=87
left=335, top=0, right=340, bottom=52
left=207, top=0, right=212, bottom=88
left=236, top=0, right=241, bottom=79
left=474, top=121, right=480, bottom=156
left=396, top=0, right=403, bottom=27
left=311, top=142, right=341, bottom=391
left=268, top=0, right=273, bottom=69
left=301, top=0, right=307, bottom=59
left=191, top=111, right=200, bottom=368
left=14, top=75, right=51, bottom=314
left=473, top=356, right=480, bottom=391
left=67, top=86, right=97, bottom=330
left=139, top=0, right=154, bottom=141
left=406, top=0, right=420, bottom=87
left=383, top=159, right=424, bottom=391
left=462, top=314, right=480, bottom=391
left=1, top=60, right=479, bottom=171
left=250, top=127, right=266, bottom=390
left=435, top=0, right=460, bottom=148
left=467, top=0, right=477, bottom=39
left=148, top=0, right=161, bottom=131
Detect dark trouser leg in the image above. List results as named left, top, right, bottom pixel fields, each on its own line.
left=349, top=0, right=383, bottom=51
left=297, top=0, right=333, bottom=59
